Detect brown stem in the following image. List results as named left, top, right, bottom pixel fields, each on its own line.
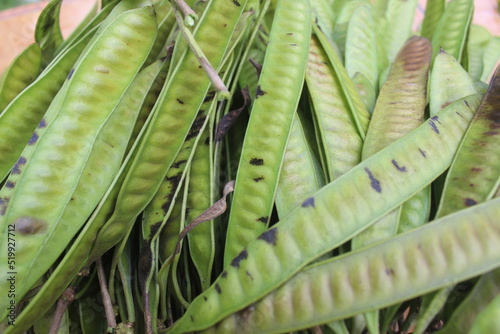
left=48, top=287, right=75, bottom=334
left=96, top=258, right=117, bottom=329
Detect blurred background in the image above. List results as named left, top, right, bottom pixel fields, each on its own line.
left=0, top=0, right=499, bottom=72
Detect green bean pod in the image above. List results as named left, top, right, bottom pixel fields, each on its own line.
left=351, top=35, right=431, bottom=332
left=275, top=111, right=324, bottom=219
left=0, top=25, right=96, bottom=183
left=419, top=0, right=444, bottom=41
left=0, top=43, right=42, bottom=113
left=314, top=24, right=371, bottom=138
left=430, top=0, right=473, bottom=64
left=381, top=0, right=417, bottom=63
left=89, top=0, right=248, bottom=260
left=436, top=268, right=500, bottom=334
left=165, top=94, right=482, bottom=333
left=54, top=0, right=119, bottom=55
left=345, top=5, right=378, bottom=95
left=34, top=0, right=63, bottom=66
left=202, top=196, right=500, bottom=333
left=468, top=290, right=500, bottom=333
left=466, top=25, right=491, bottom=81
left=481, top=37, right=500, bottom=83
left=309, top=0, right=335, bottom=40
left=429, top=50, right=478, bottom=116
left=0, top=6, right=157, bottom=323
left=306, top=35, right=363, bottom=182
left=436, top=64, right=500, bottom=218
left=331, top=0, right=367, bottom=59
left=223, top=0, right=311, bottom=264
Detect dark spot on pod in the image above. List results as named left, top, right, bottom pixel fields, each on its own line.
left=28, top=132, right=39, bottom=145
left=138, top=243, right=153, bottom=288
left=233, top=0, right=241, bottom=5
left=231, top=249, right=248, bottom=268
left=223, top=23, right=227, bottom=27
left=149, top=222, right=162, bottom=237
left=253, top=176, right=264, bottom=182
left=470, top=167, right=482, bottom=172
left=0, top=197, right=9, bottom=216
left=161, top=173, right=182, bottom=213
left=5, top=181, right=15, bottom=189
left=419, top=148, right=427, bottom=158
left=429, top=119, right=440, bottom=134
left=431, top=116, right=441, bottom=124
left=464, top=198, right=477, bottom=207
left=385, top=268, right=395, bottom=276
left=287, top=33, right=293, bottom=35
left=301, top=197, right=315, bottom=208
left=456, top=112, right=464, bottom=118
left=216, top=87, right=250, bottom=141
left=67, top=68, right=74, bottom=79
left=464, top=100, right=470, bottom=107
left=258, top=227, right=277, bottom=246
left=177, top=99, right=184, bottom=104
left=185, top=115, right=207, bottom=141
left=391, top=159, right=407, bottom=172
left=172, top=159, right=187, bottom=169
left=484, top=131, right=499, bottom=136
left=204, top=137, right=210, bottom=145
left=190, top=315, right=194, bottom=322
left=246, top=271, right=254, bottom=280
left=215, top=283, right=222, bottom=294
left=221, top=271, right=228, bottom=278
left=15, top=216, right=47, bottom=235
left=364, top=167, right=382, bottom=193
left=255, top=85, right=266, bottom=98
left=203, top=296, right=207, bottom=301
left=250, top=158, right=264, bottom=165
left=37, top=119, right=47, bottom=128
left=203, top=91, right=216, bottom=103
left=290, top=43, right=298, bottom=46
left=256, top=216, right=268, bottom=224
left=12, top=156, right=27, bottom=174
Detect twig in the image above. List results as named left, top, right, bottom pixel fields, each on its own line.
left=96, top=258, right=117, bottom=329
left=173, top=7, right=231, bottom=100
left=48, top=287, right=75, bottom=334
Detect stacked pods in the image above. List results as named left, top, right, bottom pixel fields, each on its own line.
left=0, top=0, right=499, bottom=333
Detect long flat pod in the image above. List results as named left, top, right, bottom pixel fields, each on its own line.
left=314, top=24, right=370, bottom=138
left=351, top=35, right=431, bottom=332
left=436, top=268, right=500, bottom=334
left=0, top=26, right=96, bottom=183
left=429, top=51, right=477, bottom=116
left=430, top=0, right=473, bottom=64
left=223, top=0, right=312, bottom=264
left=0, top=7, right=157, bottom=321
left=306, top=35, right=363, bottom=181
left=352, top=36, right=431, bottom=245
left=203, top=196, right=500, bottom=334
left=165, top=94, right=482, bottom=333
left=0, top=43, right=42, bottom=113
left=436, top=65, right=500, bottom=218
left=90, top=0, right=248, bottom=259
left=419, top=0, right=444, bottom=41
left=381, top=0, right=418, bottom=63
left=34, top=0, right=63, bottom=65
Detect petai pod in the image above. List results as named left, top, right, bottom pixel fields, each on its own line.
left=0, top=43, right=42, bottom=113
left=0, top=25, right=97, bottom=183
left=223, top=0, right=311, bottom=264
left=0, top=6, right=157, bottom=323
left=165, top=93, right=482, bottom=333
left=87, top=0, right=248, bottom=260
left=430, top=0, right=473, bottom=64
left=435, top=65, right=500, bottom=217
left=306, top=35, right=363, bottom=182
left=203, top=196, right=500, bottom=333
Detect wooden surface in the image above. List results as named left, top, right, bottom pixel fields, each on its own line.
left=0, top=0, right=499, bottom=72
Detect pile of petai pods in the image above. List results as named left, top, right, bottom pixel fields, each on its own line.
left=0, top=0, right=499, bottom=333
